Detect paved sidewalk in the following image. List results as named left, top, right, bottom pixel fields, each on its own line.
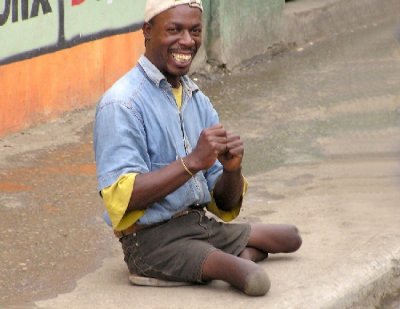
left=34, top=158, right=400, bottom=309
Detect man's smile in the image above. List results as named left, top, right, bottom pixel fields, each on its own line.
left=171, top=52, right=192, bottom=64
left=169, top=48, right=196, bottom=67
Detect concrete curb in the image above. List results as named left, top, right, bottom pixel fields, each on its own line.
left=326, top=248, right=400, bottom=308
left=196, top=0, right=400, bottom=71
left=282, top=0, right=400, bottom=47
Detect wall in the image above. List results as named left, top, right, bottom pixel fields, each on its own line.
left=0, top=0, right=146, bottom=136
left=207, top=0, right=284, bottom=69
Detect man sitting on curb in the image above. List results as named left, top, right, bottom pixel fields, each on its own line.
left=94, top=0, right=302, bottom=296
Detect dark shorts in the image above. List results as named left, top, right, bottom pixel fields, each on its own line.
left=120, top=209, right=251, bottom=283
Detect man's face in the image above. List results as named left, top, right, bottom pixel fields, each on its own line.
left=143, top=5, right=202, bottom=85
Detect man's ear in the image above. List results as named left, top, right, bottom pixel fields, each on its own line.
left=142, top=22, right=153, bottom=40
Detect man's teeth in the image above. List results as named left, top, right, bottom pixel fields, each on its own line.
left=172, top=53, right=192, bottom=62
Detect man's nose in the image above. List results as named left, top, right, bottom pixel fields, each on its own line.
left=179, top=30, right=195, bottom=47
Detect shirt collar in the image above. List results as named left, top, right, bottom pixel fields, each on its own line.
left=138, top=55, right=199, bottom=93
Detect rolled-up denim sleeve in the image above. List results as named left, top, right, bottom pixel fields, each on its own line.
left=94, top=100, right=150, bottom=191
left=101, top=173, right=145, bottom=230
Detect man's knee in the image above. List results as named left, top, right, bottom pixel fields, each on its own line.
left=247, top=223, right=302, bottom=254
left=201, top=250, right=271, bottom=296
left=201, top=250, right=257, bottom=280
left=283, top=225, right=302, bottom=253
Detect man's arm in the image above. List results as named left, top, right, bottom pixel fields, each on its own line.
left=127, top=159, right=193, bottom=211
left=127, top=124, right=229, bottom=212
left=212, top=134, right=245, bottom=211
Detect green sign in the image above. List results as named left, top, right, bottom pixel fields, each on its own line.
left=0, top=0, right=146, bottom=64
left=65, top=0, right=145, bottom=41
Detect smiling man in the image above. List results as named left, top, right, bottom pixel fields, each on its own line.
left=143, top=2, right=202, bottom=86
left=94, top=0, right=302, bottom=296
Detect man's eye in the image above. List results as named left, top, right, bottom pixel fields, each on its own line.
left=191, top=28, right=202, bottom=35
left=168, top=28, right=178, bottom=33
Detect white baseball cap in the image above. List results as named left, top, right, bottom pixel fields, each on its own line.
left=144, top=0, right=203, bottom=23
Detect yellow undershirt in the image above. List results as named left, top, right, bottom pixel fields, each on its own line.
left=172, top=84, right=183, bottom=110
left=101, top=84, right=247, bottom=231
left=101, top=173, right=142, bottom=231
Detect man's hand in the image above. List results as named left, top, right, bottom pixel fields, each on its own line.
left=185, top=124, right=244, bottom=173
left=218, top=133, right=244, bottom=172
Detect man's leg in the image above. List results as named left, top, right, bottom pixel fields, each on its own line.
left=239, top=247, right=269, bottom=262
left=240, top=224, right=302, bottom=261
left=202, top=250, right=271, bottom=296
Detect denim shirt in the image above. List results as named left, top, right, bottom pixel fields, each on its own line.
left=94, top=56, right=223, bottom=225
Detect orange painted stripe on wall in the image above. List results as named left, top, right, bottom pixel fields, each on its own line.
left=0, top=30, right=145, bottom=137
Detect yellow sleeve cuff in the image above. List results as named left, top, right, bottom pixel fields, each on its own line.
left=101, top=173, right=145, bottom=231
left=206, top=177, right=248, bottom=222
